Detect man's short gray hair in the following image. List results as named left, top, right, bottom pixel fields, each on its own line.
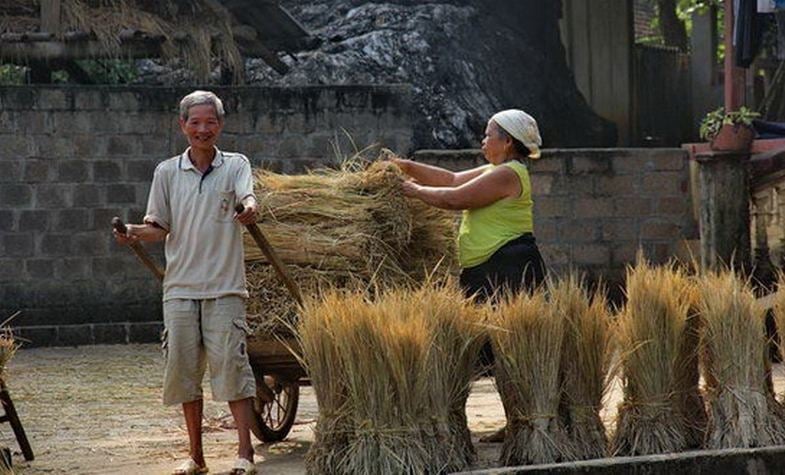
left=179, top=90, right=225, bottom=121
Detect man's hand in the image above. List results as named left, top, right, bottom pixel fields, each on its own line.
left=401, top=180, right=422, bottom=198
left=235, top=200, right=258, bottom=225
left=112, top=224, right=140, bottom=246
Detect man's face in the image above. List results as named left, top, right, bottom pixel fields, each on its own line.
left=179, top=104, right=223, bottom=152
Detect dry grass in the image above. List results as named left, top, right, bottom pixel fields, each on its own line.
left=0, top=0, right=245, bottom=83
left=491, top=288, right=574, bottom=465
left=701, top=270, right=785, bottom=449
left=611, top=256, right=697, bottom=456
left=552, top=274, right=613, bottom=460
left=245, top=157, right=458, bottom=337
left=298, top=280, right=482, bottom=474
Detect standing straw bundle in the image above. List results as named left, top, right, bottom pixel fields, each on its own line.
left=611, top=257, right=696, bottom=456
left=415, top=281, right=486, bottom=470
left=492, top=288, right=574, bottom=465
left=699, top=270, right=785, bottom=448
left=552, top=274, right=613, bottom=460
left=299, top=281, right=481, bottom=474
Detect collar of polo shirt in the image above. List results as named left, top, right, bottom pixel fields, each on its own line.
left=179, top=146, right=225, bottom=171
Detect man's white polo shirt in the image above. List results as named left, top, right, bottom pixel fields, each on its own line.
left=143, top=148, right=255, bottom=301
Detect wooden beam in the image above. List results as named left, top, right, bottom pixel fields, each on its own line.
left=40, top=0, right=62, bottom=36
left=0, top=40, right=163, bottom=62
left=724, top=0, right=745, bottom=111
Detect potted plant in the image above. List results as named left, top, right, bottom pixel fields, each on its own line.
left=699, top=106, right=759, bottom=152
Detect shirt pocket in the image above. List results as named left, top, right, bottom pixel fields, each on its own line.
left=210, top=190, right=236, bottom=223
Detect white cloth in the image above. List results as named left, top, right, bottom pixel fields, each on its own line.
left=759, top=0, right=776, bottom=12
left=490, top=109, right=542, bottom=159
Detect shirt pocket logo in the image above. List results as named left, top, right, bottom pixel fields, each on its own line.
left=212, top=190, right=236, bottom=222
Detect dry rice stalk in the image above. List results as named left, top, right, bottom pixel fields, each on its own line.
left=611, top=256, right=695, bottom=456
left=492, top=288, right=574, bottom=465
left=700, top=270, right=785, bottom=449
left=415, top=280, right=486, bottom=470
left=552, top=273, right=613, bottom=460
left=245, top=158, right=458, bottom=338
left=299, top=282, right=481, bottom=474
left=60, top=0, right=243, bottom=83
left=675, top=281, right=708, bottom=449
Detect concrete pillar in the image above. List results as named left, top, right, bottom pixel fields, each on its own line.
left=696, top=151, right=751, bottom=271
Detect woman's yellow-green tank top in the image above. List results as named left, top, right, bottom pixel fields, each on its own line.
left=458, top=160, right=533, bottom=268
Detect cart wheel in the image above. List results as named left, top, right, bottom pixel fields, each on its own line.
left=252, top=375, right=299, bottom=443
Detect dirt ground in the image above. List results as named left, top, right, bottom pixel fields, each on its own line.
left=2, top=344, right=784, bottom=474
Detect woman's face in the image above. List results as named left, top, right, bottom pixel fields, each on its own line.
left=481, top=121, right=511, bottom=165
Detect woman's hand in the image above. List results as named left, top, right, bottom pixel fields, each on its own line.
left=391, top=157, right=412, bottom=175
left=401, top=180, right=421, bottom=198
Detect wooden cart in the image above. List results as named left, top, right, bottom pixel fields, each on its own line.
left=246, top=335, right=305, bottom=442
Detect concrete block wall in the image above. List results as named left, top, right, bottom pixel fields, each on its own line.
left=0, top=85, right=413, bottom=346
left=413, top=148, right=698, bottom=287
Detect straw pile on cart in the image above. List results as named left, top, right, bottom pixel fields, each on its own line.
left=244, top=158, right=458, bottom=336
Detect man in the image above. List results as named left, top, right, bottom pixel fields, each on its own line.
left=113, top=90, right=259, bottom=475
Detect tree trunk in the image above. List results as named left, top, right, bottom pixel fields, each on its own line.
left=657, top=0, right=689, bottom=51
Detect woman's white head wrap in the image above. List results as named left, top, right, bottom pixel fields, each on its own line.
left=490, top=109, right=542, bottom=159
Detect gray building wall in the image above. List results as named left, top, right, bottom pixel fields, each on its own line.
left=0, top=85, right=414, bottom=346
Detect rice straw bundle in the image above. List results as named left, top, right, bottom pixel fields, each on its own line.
left=675, top=282, right=707, bottom=449
left=299, top=281, right=482, bottom=474
left=245, top=158, right=458, bottom=337
left=611, top=257, right=696, bottom=456
left=552, top=274, right=613, bottom=460
left=699, top=270, right=785, bottom=449
left=491, top=288, right=574, bottom=465
left=414, top=281, right=486, bottom=470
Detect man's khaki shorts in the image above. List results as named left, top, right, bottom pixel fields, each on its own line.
left=161, top=296, right=256, bottom=406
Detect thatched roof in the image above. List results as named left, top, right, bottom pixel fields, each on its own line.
left=0, top=0, right=319, bottom=82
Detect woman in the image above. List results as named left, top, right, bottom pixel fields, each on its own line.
left=394, top=109, right=546, bottom=300
left=394, top=109, right=547, bottom=443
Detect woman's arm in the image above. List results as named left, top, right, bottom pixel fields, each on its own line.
left=402, top=166, right=521, bottom=210
left=393, top=158, right=488, bottom=187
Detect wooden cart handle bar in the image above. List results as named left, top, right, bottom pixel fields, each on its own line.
left=111, top=217, right=165, bottom=282
left=236, top=204, right=303, bottom=306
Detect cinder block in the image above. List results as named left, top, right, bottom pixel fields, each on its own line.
left=530, top=174, right=556, bottom=196
left=612, top=154, right=654, bottom=174
left=614, top=197, right=652, bottom=217
left=54, top=257, right=91, bottom=279
left=36, top=89, right=68, bottom=110
left=641, top=219, right=683, bottom=240
left=531, top=156, right=564, bottom=174
left=569, top=155, right=611, bottom=174
left=18, top=210, right=50, bottom=232
left=25, top=258, right=55, bottom=279
left=0, top=259, right=24, bottom=282
left=34, top=184, right=72, bottom=208
left=3, top=233, right=33, bottom=257
left=573, top=244, right=610, bottom=266
left=0, top=184, right=32, bottom=207
left=93, top=323, right=128, bottom=344
left=73, top=185, right=103, bottom=207
left=0, top=162, right=22, bottom=182
left=92, top=208, right=125, bottom=231
left=57, top=161, right=89, bottom=182
left=15, top=111, right=50, bottom=133
left=562, top=222, right=600, bottom=243
left=602, top=220, right=639, bottom=241
left=0, top=210, right=14, bottom=231
left=38, top=234, right=72, bottom=256
left=74, top=90, right=105, bottom=110
left=533, top=220, right=560, bottom=243
left=534, top=197, right=571, bottom=218
left=56, top=324, right=94, bottom=347
left=595, top=175, right=639, bottom=196
left=74, top=134, right=107, bottom=158
left=277, top=136, right=305, bottom=159
left=129, top=322, right=164, bottom=343
left=106, top=184, right=137, bottom=204
left=93, top=161, right=123, bottom=182
left=72, top=232, right=109, bottom=256
left=574, top=198, right=614, bottom=218
left=55, top=208, right=90, bottom=231
left=107, top=136, right=138, bottom=156
left=108, top=92, right=140, bottom=111
left=126, top=160, right=157, bottom=182
left=656, top=196, right=690, bottom=216
left=641, top=172, right=688, bottom=195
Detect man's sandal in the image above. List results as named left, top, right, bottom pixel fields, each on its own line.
left=172, top=458, right=209, bottom=475
left=229, top=458, right=256, bottom=475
